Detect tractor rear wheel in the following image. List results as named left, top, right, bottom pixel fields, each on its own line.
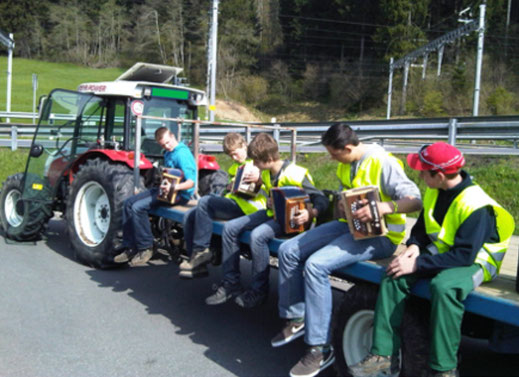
left=66, top=158, right=139, bottom=268
left=0, top=173, right=52, bottom=241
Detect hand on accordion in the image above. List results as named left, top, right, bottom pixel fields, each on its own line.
left=292, top=208, right=310, bottom=226
left=352, top=198, right=377, bottom=223
left=242, top=165, right=260, bottom=183
left=160, top=179, right=175, bottom=194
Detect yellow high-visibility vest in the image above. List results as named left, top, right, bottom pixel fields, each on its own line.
left=261, top=163, right=313, bottom=217
left=423, top=184, right=514, bottom=282
left=225, top=160, right=267, bottom=215
left=337, top=151, right=407, bottom=245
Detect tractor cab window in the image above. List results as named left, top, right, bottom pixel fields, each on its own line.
left=22, top=89, right=101, bottom=198
left=77, top=97, right=105, bottom=152
left=131, top=97, right=195, bottom=158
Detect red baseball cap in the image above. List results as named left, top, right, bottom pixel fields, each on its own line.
left=407, top=142, right=465, bottom=174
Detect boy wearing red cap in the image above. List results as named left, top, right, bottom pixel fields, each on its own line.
left=349, top=142, right=515, bottom=377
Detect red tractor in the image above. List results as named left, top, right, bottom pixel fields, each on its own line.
left=0, top=63, right=211, bottom=268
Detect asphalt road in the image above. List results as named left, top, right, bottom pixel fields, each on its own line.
left=1, top=218, right=518, bottom=377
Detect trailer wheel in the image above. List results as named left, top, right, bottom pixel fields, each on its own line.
left=400, top=298, right=430, bottom=377
left=66, top=158, right=140, bottom=268
left=0, top=173, right=52, bottom=241
left=333, top=283, right=379, bottom=376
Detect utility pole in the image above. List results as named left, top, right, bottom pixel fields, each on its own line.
left=472, top=3, right=486, bottom=116
left=0, top=32, right=14, bottom=123
left=208, top=0, right=219, bottom=123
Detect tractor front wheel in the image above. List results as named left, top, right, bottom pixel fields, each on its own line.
left=66, top=158, right=138, bottom=268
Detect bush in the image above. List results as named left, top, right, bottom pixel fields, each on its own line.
left=421, top=90, right=445, bottom=116
left=486, top=86, right=518, bottom=115
left=239, top=75, right=269, bottom=105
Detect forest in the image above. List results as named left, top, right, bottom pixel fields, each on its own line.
left=1, top=0, right=518, bottom=119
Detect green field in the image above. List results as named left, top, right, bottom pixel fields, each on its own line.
left=0, top=57, right=124, bottom=113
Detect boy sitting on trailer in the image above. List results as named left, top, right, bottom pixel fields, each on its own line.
left=180, top=132, right=267, bottom=278
left=272, top=123, right=422, bottom=377
left=349, top=142, right=514, bottom=377
left=205, top=132, right=329, bottom=309
left=113, top=127, right=196, bottom=267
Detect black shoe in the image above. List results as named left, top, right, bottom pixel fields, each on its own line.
left=178, top=265, right=209, bottom=279
left=289, top=346, right=335, bottom=377
left=271, top=319, right=305, bottom=347
left=234, top=289, right=268, bottom=309
left=205, top=282, right=242, bottom=305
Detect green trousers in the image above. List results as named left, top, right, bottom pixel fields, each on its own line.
left=371, top=264, right=482, bottom=372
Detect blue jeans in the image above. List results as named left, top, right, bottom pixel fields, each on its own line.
left=277, top=220, right=397, bottom=345
left=122, top=187, right=188, bottom=251
left=183, top=194, right=244, bottom=257
left=221, top=210, right=272, bottom=290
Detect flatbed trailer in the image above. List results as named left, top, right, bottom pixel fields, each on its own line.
left=150, top=202, right=519, bottom=376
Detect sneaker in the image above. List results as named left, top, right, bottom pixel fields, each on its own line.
left=234, top=289, right=268, bottom=309
left=128, top=248, right=153, bottom=267
left=348, top=353, right=399, bottom=377
left=178, top=265, right=209, bottom=279
left=428, top=369, right=459, bottom=377
left=289, top=346, right=335, bottom=377
left=205, top=282, right=242, bottom=305
left=180, top=248, right=212, bottom=270
left=114, top=249, right=132, bottom=263
left=271, top=319, right=305, bottom=347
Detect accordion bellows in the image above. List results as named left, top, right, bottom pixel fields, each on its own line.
left=157, top=168, right=183, bottom=204
left=271, top=186, right=311, bottom=234
left=230, top=163, right=261, bottom=198
left=341, top=185, right=388, bottom=240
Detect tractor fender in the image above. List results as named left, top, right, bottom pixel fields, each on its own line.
left=68, top=150, right=153, bottom=179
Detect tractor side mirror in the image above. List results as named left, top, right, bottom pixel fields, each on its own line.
left=29, top=144, right=44, bottom=158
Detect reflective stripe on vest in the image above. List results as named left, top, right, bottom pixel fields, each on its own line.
left=261, top=163, right=312, bottom=217
left=423, top=185, right=515, bottom=282
left=337, top=151, right=407, bottom=245
left=225, top=159, right=267, bottom=215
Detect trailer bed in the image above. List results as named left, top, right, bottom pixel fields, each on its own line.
left=150, top=203, right=519, bottom=327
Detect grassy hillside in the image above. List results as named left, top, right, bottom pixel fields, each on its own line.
left=0, top=57, right=124, bottom=113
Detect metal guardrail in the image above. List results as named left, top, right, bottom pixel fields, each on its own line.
left=1, top=114, right=519, bottom=155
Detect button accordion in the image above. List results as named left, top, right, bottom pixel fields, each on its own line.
left=157, top=168, right=183, bottom=204
left=230, top=163, right=261, bottom=198
left=341, top=185, right=388, bottom=240
left=271, top=186, right=312, bottom=234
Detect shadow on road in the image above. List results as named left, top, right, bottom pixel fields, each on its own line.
left=40, top=218, right=321, bottom=376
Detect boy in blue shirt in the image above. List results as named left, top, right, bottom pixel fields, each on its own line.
left=114, top=127, right=197, bottom=266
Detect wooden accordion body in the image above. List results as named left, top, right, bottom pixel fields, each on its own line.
left=157, top=168, right=183, bottom=204
left=230, top=163, right=261, bottom=198
left=341, top=185, right=388, bottom=240
left=271, top=186, right=312, bottom=234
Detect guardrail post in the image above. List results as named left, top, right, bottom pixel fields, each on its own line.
left=290, top=129, right=297, bottom=162
left=272, top=118, right=280, bottom=143
left=246, top=126, right=251, bottom=144
left=11, top=126, right=17, bottom=151
left=448, top=118, right=458, bottom=146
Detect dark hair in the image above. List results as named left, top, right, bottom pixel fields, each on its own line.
left=429, top=170, right=458, bottom=179
left=247, top=133, right=279, bottom=163
left=155, top=127, right=173, bottom=140
left=321, top=123, right=359, bottom=149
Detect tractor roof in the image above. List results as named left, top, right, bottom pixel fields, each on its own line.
left=77, top=62, right=205, bottom=101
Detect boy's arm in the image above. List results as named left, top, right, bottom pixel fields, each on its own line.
left=292, top=176, right=328, bottom=225
left=173, top=148, right=197, bottom=192
left=415, top=206, right=497, bottom=276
